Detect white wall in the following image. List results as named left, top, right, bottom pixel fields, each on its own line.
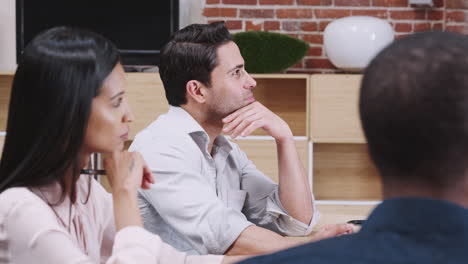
left=180, top=0, right=206, bottom=28
left=0, top=0, right=16, bottom=72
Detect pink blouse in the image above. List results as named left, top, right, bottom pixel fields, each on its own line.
left=0, top=176, right=223, bottom=264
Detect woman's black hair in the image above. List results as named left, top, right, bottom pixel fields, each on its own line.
left=0, top=26, right=120, bottom=203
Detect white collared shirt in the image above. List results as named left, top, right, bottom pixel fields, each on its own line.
left=130, top=106, right=319, bottom=255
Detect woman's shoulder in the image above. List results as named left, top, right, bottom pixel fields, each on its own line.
left=0, top=187, right=47, bottom=218
left=0, top=187, right=41, bottom=204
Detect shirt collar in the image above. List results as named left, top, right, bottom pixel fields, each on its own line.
left=166, top=106, right=206, bottom=134
left=166, top=106, right=232, bottom=154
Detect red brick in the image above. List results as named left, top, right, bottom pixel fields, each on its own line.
left=225, top=20, right=243, bottom=30
left=239, top=9, right=275, bottom=18
left=395, top=23, right=412, bottom=32
left=390, top=10, right=426, bottom=20
left=203, top=8, right=238, bottom=17
left=206, top=0, right=221, bottom=4
left=297, top=0, right=332, bottom=5
left=277, top=9, right=313, bottom=18
left=305, top=58, right=335, bottom=69
left=446, top=0, right=468, bottom=8
left=302, top=34, right=323, bottom=44
left=414, top=22, right=431, bottom=32
left=445, top=25, right=468, bottom=34
left=315, top=9, right=351, bottom=19
left=335, top=0, right=370, bottom=6
left=301, top=22, right=318, bottom=32
left=351, top=9, right=388, bottom=18
left=264, top=21, right=280, bottom=30
left=446, top=11, right=467, bottom=22
left=223, top=0, right=257, bottom=4
left=259, top=0, right=294, bottom=4
left=245, top=21, right=263, bottom=31
left=427, top=10, right=444, bottom=20
left=307, top=46, right=322, bottom=56
left=432, top=0, right=444, bottom=7
left=291, top=62, right=304, bottom=69
left=373, top=0, right=408, bottom=7
left=319, top=21, right=332, bottom=32
left=282, top=21, right=301, bottom=31
left=432, top=23, right=444, bottom=30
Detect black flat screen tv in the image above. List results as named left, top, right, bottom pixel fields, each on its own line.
left=16, top=0, right=179, bottom=67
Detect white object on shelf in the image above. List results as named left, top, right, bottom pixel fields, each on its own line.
left=324, top=16, right=395, bottom=72
left=409, top=0, right=433, bottom=5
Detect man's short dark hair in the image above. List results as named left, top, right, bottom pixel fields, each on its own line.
left=360, top=31, right=468, bottom=188
left=159, top=21, right=233, bottom=106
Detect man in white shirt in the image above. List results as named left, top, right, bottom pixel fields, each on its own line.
left=129, top=21, right=353, bottom=256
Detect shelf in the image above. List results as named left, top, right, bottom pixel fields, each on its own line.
left=0, top=72, right=15, bottom=76
left=0, top=72, right=384, bottom=201
left=252, top=76, right=308, bottom=137
left=0, top=75, right=13, bottom=132
left=235, top=139, right=308, bottom=183
left=125, top=73, right=168, bottom=139
left=313, top=143, right=381, bottom=200
left=251, top=73, right=309, bottom=79
left=310, top=74, right=365, bottom=143
left=0, top=134, right=4, bottom=159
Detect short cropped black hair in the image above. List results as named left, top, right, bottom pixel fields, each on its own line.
left=360, top=31, right=468, bottom=187
left=159, top=21, right=233, bottom=106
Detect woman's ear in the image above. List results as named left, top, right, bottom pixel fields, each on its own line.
left=186, top=80, right=207, bottom=104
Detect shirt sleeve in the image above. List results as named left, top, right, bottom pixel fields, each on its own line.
left=110, top=226, right=224, bottom=264
left=0, top=188, right=224, bottom=264
left=133, top=136, right=254, bottom=255
left=234, top=145, right=320, bottom=236
left=87, top=178, right=225, bottom=264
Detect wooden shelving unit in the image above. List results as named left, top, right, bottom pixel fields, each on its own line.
left=0, top=72, right=382, bottom=202
left=310, top=74, right=381, bottom=201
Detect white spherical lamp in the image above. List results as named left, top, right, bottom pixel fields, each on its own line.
left=324, top=16, right=395, bottom=72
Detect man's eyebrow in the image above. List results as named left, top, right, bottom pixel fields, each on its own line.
left=110, top=91, right=124, bottom=100
left=227, top=64, right=244, bottom=73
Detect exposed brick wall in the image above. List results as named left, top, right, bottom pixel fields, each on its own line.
left=203, top=0, right=468, bottom=73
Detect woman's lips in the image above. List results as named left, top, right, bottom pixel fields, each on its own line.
left=120, top=132, right=129, bottom=141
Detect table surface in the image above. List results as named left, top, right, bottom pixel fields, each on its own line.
left=289, top=203, right=378, bottom=242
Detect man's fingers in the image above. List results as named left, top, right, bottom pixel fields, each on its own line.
left=230, top=114, right=261, bottom=138
left=223, top=109, right=257, bottom=134
left=222, top=102, right=257, bottom=123
left=239, top=120, right=262, bottom=137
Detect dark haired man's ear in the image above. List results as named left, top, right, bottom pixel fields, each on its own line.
left=186, top=80, right=207, bottom=104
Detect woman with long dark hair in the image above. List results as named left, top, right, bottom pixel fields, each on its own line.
left=0, top=27, right=241, bottom=263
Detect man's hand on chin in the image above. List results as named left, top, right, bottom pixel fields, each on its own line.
left=222, top=102, right=293, bottom=141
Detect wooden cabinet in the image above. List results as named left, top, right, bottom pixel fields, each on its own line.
left=125, top=73, right=168, bottom=139
left=0, top=74, right=13, bottom=132
left=0, top=72, right=381, bottom=202
left=310, top=75, right=381, bottom=201
left=0, top=133, right=4, bottom=159
left=310, top=74, right=365, bottom=143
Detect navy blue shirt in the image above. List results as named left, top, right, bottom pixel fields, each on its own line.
left=239, top=197, right=468, bottom=264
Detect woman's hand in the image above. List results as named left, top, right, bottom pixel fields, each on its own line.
left=104, top=150, right=155, bottom=194
left=103, top=151, right=155, bottom=231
